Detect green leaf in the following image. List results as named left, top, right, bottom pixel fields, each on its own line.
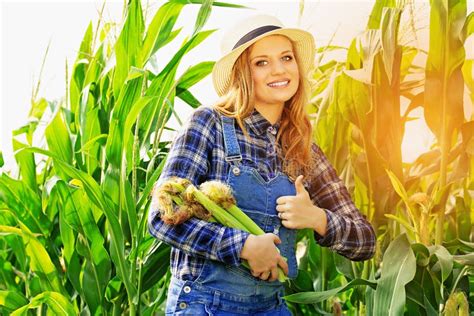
left=11, top=291, right=76, bottom=315
left=424, top=0, right=466, bottom=141
left=193, top=0, right=213, bottom=35
left=411, top=243, right=430, bottom=267
left=453, top=253, right=474, bottom=265
left=461, top=11, right=474, bottom=42
left=380, top=7, right=402, bottom=85
left=0, top=224, right=66, bottom=295
left=70, top=22, right=93, bottom=119
left=54, top=182, right=82, bottom=293
left=106, top=77, right=143, bottom=168
left=45, top=108, right=73, bottom=164
left=126, top=66, right=146, bottom=82
left=0, top=174, right=49, bottom=235
left=12, top=139, right=37, bottom=190
left=169, top=0, right=248, bottom=8
left=366, top=0, right=396, bottom=29
left=141, top=29, right=215, bottom=144
left=428, top=245, right=453, bottom=283
left=28, top=98, right=48, bottom=120
left=176, top=61, right=215, bottom=90
left=139, top=2, right=184, bottom=67
left=83, top=107, right=101, bottom=174
left=113, top=0, right=145, bottom=98
left=373, top=234, right=416, bottom=315
left=72, top=190, right=111, bottom=313
left=0, top=291, right=29, bottom=311
left=177, top=89, right=201, bottom=108
left=52, top=160, right=137, bottom=301
left=385, top=214, right=415, bottom=235
left=284, top=278, right=377, bottom=304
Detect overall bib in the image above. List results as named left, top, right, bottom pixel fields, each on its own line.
left=165, top=115, right=298, bottom=315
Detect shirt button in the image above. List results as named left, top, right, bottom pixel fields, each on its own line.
left=267, top=126, right=277, bottom=135
left=183, top=286, right=191, bottom=293
left=179, top=302, right=187, bottom=309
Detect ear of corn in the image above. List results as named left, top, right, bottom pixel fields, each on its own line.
left=153, top=177, right=288, bottom=282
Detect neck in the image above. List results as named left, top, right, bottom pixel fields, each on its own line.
left=254, top=103, right=284, bottom=125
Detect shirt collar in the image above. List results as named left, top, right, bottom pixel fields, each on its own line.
left=244, top=109, right=280, bottom=136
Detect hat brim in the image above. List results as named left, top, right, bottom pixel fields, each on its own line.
left=212, top=28, right=315, bottom=97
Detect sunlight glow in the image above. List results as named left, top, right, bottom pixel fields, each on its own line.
left=401, top=108, right=436, bottom=163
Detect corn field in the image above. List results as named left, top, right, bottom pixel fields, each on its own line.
left=0, top=0, right=473, bottom=315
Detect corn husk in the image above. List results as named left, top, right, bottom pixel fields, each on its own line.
left=153, top=177, right=288, bottom=282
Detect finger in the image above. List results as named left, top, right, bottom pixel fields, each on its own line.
left=278, top=257, right=289, bottom=275
left=277, top=195, right=295, bottom=205
left=276, top=196, right=285, bottom=205
left=269, top=266, right=279, bottom=282
left=295, top=175, right=306, bottom=195
left=251, top=270, right=260, bottom=277
left=259, top=271, right=270, bottom=281
left=272, top=234, right=282, bottom=245
left=276, top=204, right=288, bottom=213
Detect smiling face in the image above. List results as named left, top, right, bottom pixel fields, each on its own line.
left=248, top=35, right=300, bottom=111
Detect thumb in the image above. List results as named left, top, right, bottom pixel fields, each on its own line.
left=272, top=234, right=282, bottom=245
left=295, top=175, right=306, bottom=195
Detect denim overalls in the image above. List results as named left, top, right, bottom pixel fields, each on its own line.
left=165, top=115, right=298, bottom=315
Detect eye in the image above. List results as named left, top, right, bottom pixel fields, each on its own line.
left=282, top=55, right=293, bottom=61
left=255, top=60, right=268, bottom=66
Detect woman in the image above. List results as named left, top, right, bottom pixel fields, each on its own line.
left=148, top=14, right=376, bottom=315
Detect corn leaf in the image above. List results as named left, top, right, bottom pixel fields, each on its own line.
left=139, top=2, right=184, bottom=67
left=284, top=278, right=377, bottom=304
left=12, top=139, right=37, bottom=190
left=169, top=0, right=247, bottom=8
left=176, top=61, right=215, bottom=91
left=424, top=0, right=466, bottom=141
left=52, top=159, right=137, bottom=301
left=70, top=22, right=93, bottom=120
left=114, top=0, right=144, bottom=98
left=45, top=109, right=73, bottom=164
left=366, top=0, right=396, bottom=29
left=373, top=234, right=416, bottom=315
left=11, top=291, right=76, bottom=316
left=428, top=245, right=453, bottom=283
left=461, top=11, right=474, bottom=42
left=28, top=98, right=48, bottom=121
left=0, top=174, right=49, bottom=235
left=0, top=291, right=29, bottom=311
left=193, top=0, right=213, bottom=35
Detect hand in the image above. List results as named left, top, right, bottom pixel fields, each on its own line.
left=276, top=175, right=328, bottom=235
left=240, top=233, right=289, bottom=281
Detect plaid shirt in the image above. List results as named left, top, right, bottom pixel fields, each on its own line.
left=148, top=106, right=376, bottom=281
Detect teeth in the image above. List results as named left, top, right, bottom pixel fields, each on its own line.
left=268, top=81, right=289, bottom=87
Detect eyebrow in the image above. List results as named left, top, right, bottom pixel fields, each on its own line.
left=250, top=50, right=294, bottom=61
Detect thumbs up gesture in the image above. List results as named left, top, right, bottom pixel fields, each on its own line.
left=276, top=175, right=326, bottom=232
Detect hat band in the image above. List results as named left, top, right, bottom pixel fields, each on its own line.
left=232, top=25, right=281, bottom=50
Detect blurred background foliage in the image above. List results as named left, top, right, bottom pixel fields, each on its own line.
left=0, top=0, right=473, bottom=315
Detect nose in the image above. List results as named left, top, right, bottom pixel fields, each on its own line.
left=271, top=60, right=286, bottom=75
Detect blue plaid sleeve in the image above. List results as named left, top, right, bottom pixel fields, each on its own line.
left=307, top=144, right=376, bottom=261
left=148, top=107, right=249, bottom=266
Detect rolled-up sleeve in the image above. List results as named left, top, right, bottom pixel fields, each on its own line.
left=147, top=107, right=249, bottom=266
left=307, top=144, right=376, bottom=261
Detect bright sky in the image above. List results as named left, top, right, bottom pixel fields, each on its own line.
left=1, top=0, right=472, bottom=172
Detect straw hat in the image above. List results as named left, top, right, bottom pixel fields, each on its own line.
left=212, top=14, right=315, bottom=96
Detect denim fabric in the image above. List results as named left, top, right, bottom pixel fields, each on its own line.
left=165, top=114, right=297, bottom=315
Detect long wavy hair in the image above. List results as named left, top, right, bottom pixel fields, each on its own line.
left=213, top=36, right=315, bottom=179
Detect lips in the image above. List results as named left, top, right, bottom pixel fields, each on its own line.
left=267, top=80, right=290, bottom=87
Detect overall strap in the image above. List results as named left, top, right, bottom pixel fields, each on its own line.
left=220, top=115, right=242, bottom=164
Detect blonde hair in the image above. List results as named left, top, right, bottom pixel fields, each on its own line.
left=213, top=37, right=314, bottom=179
